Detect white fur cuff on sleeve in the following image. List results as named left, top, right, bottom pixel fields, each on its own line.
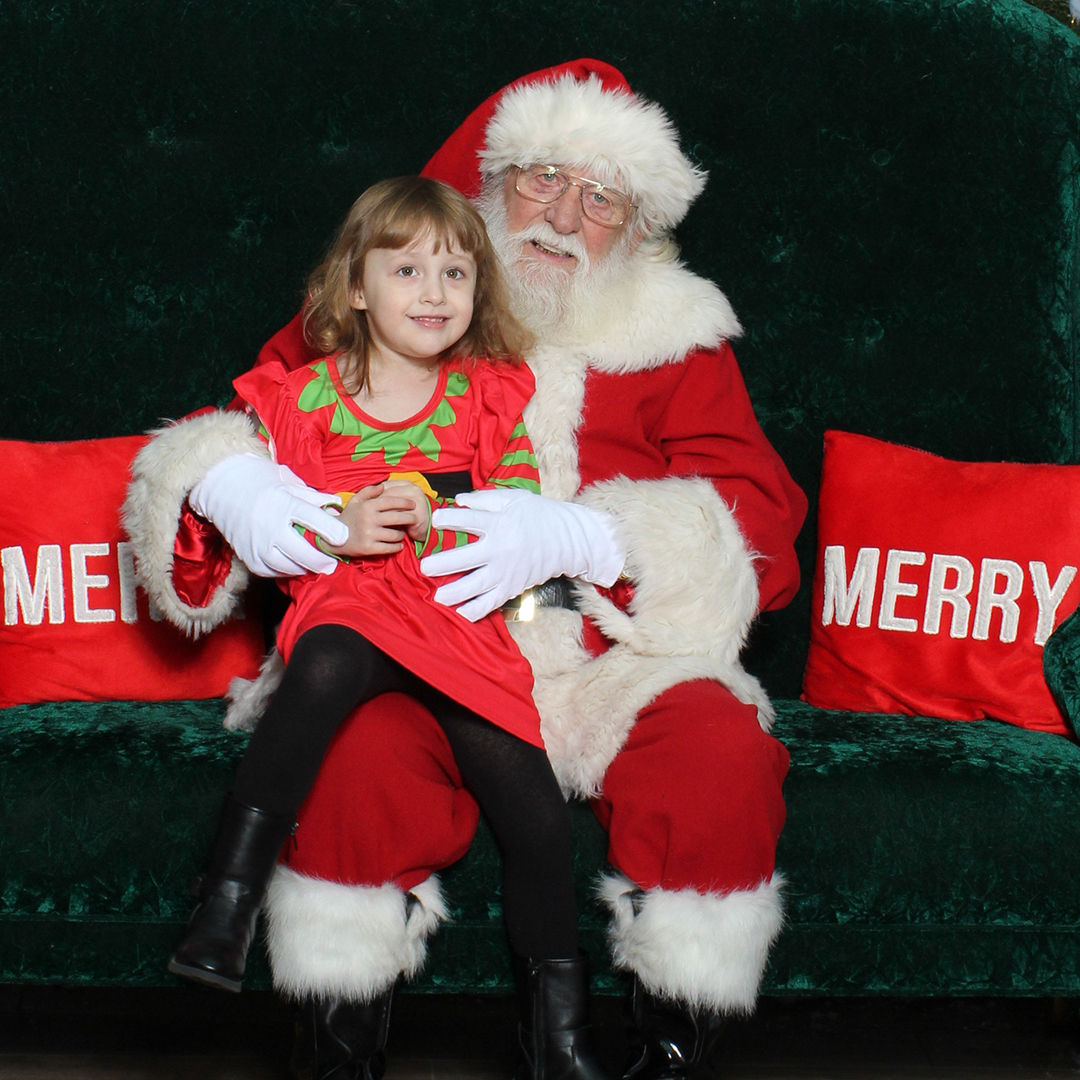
left=574, top=475, right=760, bottom=664
left=122, top=409, right=265, bottom=636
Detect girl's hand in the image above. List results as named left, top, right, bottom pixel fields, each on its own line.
left=326, top=483, right=423, bottom=557
left=381, top=479, right=432, bottom=543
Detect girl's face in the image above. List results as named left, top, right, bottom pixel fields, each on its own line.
left=352, top=231, right=476, bottom=368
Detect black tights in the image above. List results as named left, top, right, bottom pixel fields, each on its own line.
left=233, top=623, right=578, bottom=960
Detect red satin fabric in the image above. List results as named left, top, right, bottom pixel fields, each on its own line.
left=173, top=503, right=234, bottom=608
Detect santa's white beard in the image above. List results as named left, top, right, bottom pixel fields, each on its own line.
left=476, top=186, right=635, bottom=344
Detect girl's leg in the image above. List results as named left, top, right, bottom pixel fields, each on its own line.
left=170, top=624, right=409, bottom=992
left=421, top=696, right=614, bottom=1079
left=276, top=695, right=481, bottom=1080
left=427, top=696, right=578, bottom=960
left=233, top=623, right=409, bottom=816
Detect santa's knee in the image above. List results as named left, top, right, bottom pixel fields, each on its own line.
left=287, top=692, right=480, bottom=891
left=596, top=680, right=788, bottom=893
left=266, top=698, right=474, bottom=1022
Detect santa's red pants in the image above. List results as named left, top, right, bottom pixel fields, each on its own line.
left=283, top=679, right=789, bottom=898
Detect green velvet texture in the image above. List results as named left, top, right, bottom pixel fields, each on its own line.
left=0, top=699, right=616, bottom=990
left=768, top=703, right=1080, bottom=995
left=3, top=0, right=1080, bottom=996
left=1043, top=606, right=1080, bottom=733
left=0, top=701, right=258, bottom=985
left=7, top=698, right=1080, bottom=995
left=5, top=0, right=1078, bottom=693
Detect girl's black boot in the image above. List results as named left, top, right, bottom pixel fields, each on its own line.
left=514, top=952, right=615, bottom=1080
left=167, top=793, right=295, bottom=992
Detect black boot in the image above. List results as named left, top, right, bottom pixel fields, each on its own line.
left=167, top=793, right=295, bottom=992
left=514, top=952, right=615, bottom=1080
left=290, top=990, right=394, bottom=1080
left=622, top=977, right=726, bottom=1079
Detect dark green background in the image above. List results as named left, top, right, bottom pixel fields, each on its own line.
left=5, top=0, right=1079, bottom=693
left=3, top=0, right=1080, bottom=996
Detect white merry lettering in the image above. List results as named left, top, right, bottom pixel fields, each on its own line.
left=3, top=545, right=65, bottom=626
left=117, top=541, right=140, bottom=624
left=879, top=549, right=925, bottom=633
left=923, top=554, right=974, bottom=638
left=71, top=543, right=116, bottom=624
left=821, top=546, right=1077, bottom=646
left=822, top=545, right=880, bottom=627
left=972, top=559, right=1023, bottom=643
left=1030, top=561, right=1077, bottom=647
left=1, top=542, right=161, bottom=627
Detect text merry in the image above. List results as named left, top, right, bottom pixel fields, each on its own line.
left=821, top=546, right=1077, bottom=646
left=1, top=542, right=159, bottom=626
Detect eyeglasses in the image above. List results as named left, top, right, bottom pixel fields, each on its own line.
left=513, top=164, right=636, bottom=228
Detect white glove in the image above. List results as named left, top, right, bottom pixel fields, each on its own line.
left=189, top=452, right=350, bottom=577
left=420, top=488, right=626, bottom=621
left=1072, top=0, right=1079, bottom=21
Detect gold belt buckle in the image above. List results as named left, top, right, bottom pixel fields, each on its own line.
left=501, top=587, right=537, bottom=623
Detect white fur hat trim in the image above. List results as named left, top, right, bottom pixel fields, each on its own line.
left=480, top=73, right=706, bottom=232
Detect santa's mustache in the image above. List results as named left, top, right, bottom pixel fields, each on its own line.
left=505, top=224, right=590, bottom=268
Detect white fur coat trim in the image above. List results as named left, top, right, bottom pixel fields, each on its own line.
left=521, top=256, right=740, bottom=505
left=599, top=872, right=785, bottom=1014
left=511, top=473, right=770, bottom=798
left=480, top=73, right=706, bottom=232
left=524, top=638, right=771, bottom=799
left=263, top=867, right=448, bottom=1003
left=578, top=255, right=742, bottom=376
left=576, top=476, right=760, bottom=665
left=122, top=410, right=264, bottom=636
left=523, top=344, right=591, bottom=502
left=224, top=647, right=285, bottom=731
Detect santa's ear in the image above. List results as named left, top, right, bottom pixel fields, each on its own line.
left=627, top=220, right=649, bottom=256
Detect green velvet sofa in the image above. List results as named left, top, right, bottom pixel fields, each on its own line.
left=4, top=0, right=1080, bottom=1002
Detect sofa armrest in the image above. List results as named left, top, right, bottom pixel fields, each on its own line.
left=1043, top=608, right=1080, bottom=738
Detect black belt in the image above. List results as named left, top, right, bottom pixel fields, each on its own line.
left=502, top=577, right=577, bottom=621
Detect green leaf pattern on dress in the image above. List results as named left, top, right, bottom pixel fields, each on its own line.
left=296, top=361, right=470, bottom=468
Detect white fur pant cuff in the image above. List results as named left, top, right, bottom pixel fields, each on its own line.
left=263, top=867, right=448, bottom=1003
left=599, top=871, right=785, bottom=1015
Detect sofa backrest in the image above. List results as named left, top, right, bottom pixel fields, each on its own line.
left=5, top=0, right=1079, bottom=697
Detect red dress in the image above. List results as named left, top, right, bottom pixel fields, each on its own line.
left=232, top=354, right=544, bottom=748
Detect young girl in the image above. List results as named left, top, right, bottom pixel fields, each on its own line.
left=168, top=177, right=582, bottom=1005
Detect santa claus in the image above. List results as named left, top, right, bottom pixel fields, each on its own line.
left=124, top=58, right=807, bottom=1080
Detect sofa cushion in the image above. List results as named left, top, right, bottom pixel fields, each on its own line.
left=1043, top=604, right=1080, bottom=734
left=0, top=699, right=616, bottom=989
left=769, top=701, right=1080, bottom=995
left=0, top=436, right=264, bottom=707
left=7, top=697, right=1080, bottom=996
left=801, top=431, right=1080, bottom=735
left=0, top=699, right=248, bottom=984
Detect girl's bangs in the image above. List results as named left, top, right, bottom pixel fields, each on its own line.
left=368, top=201, right=486, bottom=259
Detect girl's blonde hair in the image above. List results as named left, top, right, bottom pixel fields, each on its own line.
left=304, top=176, right=533, bottom=394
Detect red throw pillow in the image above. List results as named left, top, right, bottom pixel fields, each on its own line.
left=0, top=435, right=263, bottom=707
left=801, top=431, right=1080, bottom=735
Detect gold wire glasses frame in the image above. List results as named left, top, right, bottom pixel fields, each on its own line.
left=513, top=164, right=636, bottom=228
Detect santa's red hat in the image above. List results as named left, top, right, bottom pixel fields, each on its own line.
left=421, top=59, right=706, bottom=232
